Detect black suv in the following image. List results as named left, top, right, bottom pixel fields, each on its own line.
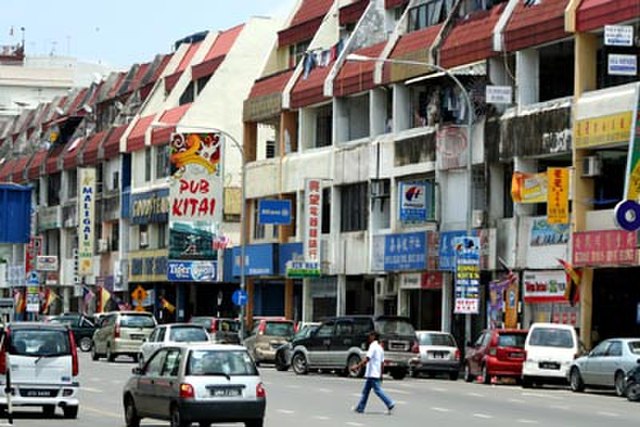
left=289, top=315, right=417, bottom=380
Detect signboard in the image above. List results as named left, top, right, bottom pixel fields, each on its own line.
left=37, top=206, right=62, bottom=231
left=167, top=260, right=217, bottom=282
left=436, top=126, right=467, bottom=170
left=383, top=232, right=427, bottom=271
left=399, top=272, right=443, bottom=290
left=285, top=260, right=321, bottom=278
left=129, top=250, right=168, bottom=282
left=169, top=132, right=223, bottom=261
left=604, top=25, right=634, bottom=46
left=131, top=189, right=170, bottom=225
left=25, top=236, right=43, bottom=274
left=547, top=167, right=569, bottom=224
left=232, top=244, right=276, bottom=277
left=258, top=199, right=292, bottom=225
left=575, top=111, right=633, bottom=149
left=511, top=172, right=547, bottom=203
left=486, top=85, right=513, bottom=104
left=26, top=286, right=39, bottom=313
left=439, top=229, right=496, bottom=271
left=573, top=230, right=636, bottom=267
left=454, top=236, right=480, bottom=314
left=523, top=270, right=567, bottom=304
left=36, top=255, right=58, bottom=272
left=131, top=285, right=148, bottom=302
left=608, top=54, right=637, bottom=76
left=304, top=179, right=322, bottom=264
left=77, top=167, right=96, bottom=276
left=399, top=181, right=433, bottom=223
left=530, top=218, right=570, bottom=246
left=624, top=86, right=640, bottom=200
left=232, top=289, right=248, bottom=306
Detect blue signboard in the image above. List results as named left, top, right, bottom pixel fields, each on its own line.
left=278, top=242, right=303, bottom=275
left=383, top=232, right=427, bottom=271
left=398, top=181, right=433, bottom=223
left=258, top=199, right=292, bottom=225
left=232, top=244, right=276, bottom=277
left=0, top=184, right=32, bottom=244
left=439, top=230, right=480, bottom=271
left=454, top=236, right=481, bottom=314
left=130, top=188, right=170, bottom=225
left=232, top=289, right=248, bottom=306
left=167, top=260, right=217, bottom=282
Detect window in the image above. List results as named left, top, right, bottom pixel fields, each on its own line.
left=340, top=183, right=368, bottom=232
left=253, top=200, right=265, bottom=240
left=68, top=169, right=77, bottom=198
left=156, top=145, right=171, bottom=179
left=407, top=0, right=452, bottom=32
left=187, top=350, right=258, bottom=376
left=315, top=104, right=333, bottom=148
left=196, top=74, right=212, bottom=95
left=144, top=148, right=152, bottom=182
left=289, top=40, right=311, bottom=68
left=169, top=326, right=209, bottom=342
left=497, top=333, right=526, bottom=348
left=9, top=329, right=70, bottom=356
left=179, top=81, right=195, bottom=105
left=322, top=188, right=331, bottom=234
left=529, top=328, right=574, bottom=348
left=120, top=314, right=156, bottom=328
left=96, top=163, right=104, bottom=193
left=158, top=222, right=167, bottom=248
left=606, top=341, right=622, bottom=357
left=335, top=321, right=353, bottom=336
left=590, top=340, right=609, bottom=357
left=539, top=41, right=574, bottom=102
left=628, top=341, right=640, bottom=355
left=266, top=140, right=276, bottom=159
left=111, top=222, right=119, bottom=250
left=264, top=322, right=295, bottom=337
left=140, top=224, right=149, bottom=248
left=47, top=173, right=61, bottom=206
left=419, top=333, right=456, bottom=346
left=316, top=321, right=335, bottom=338
left=597, top=42, right=638, bottom=90
left=145, top=349, right=167, bottom=375
left=161, top=349, right=182, bottom=377
left=149, top=329, right=159, bottom=342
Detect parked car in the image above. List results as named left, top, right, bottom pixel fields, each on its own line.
left=569, top=338, right=640, bottom=396
left=464, top=329, right=528, bottom=384
left=49, top=313, right=97, bottom=352
left=625, top=362, right=640, bottom=402
left=92, top=311, right=157, bottom=362
left=0, top=322, right=79, bottom=418
left=522, top=323, right=580, bottom=387
left=243, top=318, right=295, bottom=365
left=410, top=331, right=460, bottom=380
left=123, top=343, right=266, bottom=427
left=190, top=316, right=241, bottom=344
left=138, top=323, right=210, bottom=365
left=274, top=322, right=320, bottom=371
left=289, top=315, right=418, bottom=380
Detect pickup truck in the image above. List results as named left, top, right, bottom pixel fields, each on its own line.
left=49, top=313, right=97, bottom=352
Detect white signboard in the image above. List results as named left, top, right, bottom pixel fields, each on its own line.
left=36, top=255, right=59, bottom=272
left=604, top=25, right=634, bottom=47
left=608, top=54, right=637, bottom=76
left=486, top=85, right=513, bottom=104
left=77, top=168, right=96, bottom=276
left=303, top=179, right=323, bottom=264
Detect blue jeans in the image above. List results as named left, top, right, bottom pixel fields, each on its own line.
left=355, top=378, right=394, bottom=413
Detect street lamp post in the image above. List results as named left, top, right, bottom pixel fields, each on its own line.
left=151, top=122, right=248, bottom=339
left=346, top=54, right=475, bottom=344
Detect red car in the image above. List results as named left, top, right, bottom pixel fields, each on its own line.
left=463, top=329, right=528, bottom=384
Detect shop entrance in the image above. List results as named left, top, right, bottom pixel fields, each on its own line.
left=407, top=289, right=442, bottom=330
left=592, top=268, right=640, bottom=342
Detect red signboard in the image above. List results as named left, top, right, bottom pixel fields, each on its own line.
left=572, top=230, right=637, bottom=267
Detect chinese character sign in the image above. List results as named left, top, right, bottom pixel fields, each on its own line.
left=169, top=133, right=223, bottom=260
left=77, top=168, right=96, bottom=276
left=454, top=236, right=480, bottom=314
left=547, top=167, right=569, bottom=224
left=383, top=232, right=427, bottom=271
left=304, top=179, right=322, bottom=264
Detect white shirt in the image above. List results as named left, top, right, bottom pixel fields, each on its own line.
left=365, top=340, right=384, bottom=378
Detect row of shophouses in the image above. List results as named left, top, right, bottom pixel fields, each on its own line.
left=0, top=0, right=638, bottom=348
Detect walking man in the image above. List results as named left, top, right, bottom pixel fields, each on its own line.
left=351, top=331, right=395, bottom=414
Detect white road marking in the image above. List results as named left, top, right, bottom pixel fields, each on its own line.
left=83, top=406, right=120, bottom=419
left=597, top=411, right=619, bottom=417
left=467, top=392, right=484, bottom=397
left=81, top=387, right=103, bottom=393
left=346, top=423, right=365, bottom=427
left=473, top=413, right=493, bottom=419
left=286, top=384, right=301, bottom=389
left=395, top=400, right=408, bottom=405
left=313, top=415, right=331, bottom=421
left=277, top=409, right=295, bottom=415
left=550, top=405, right=570, bottom=410
left=431, top=407, right=452, bottom=412
left=508, top=398, right=525, bottom=404
left=517, top=419, right=539, bottom=424
left=521, top=392, right=562, bottom=400
left=351, top=393, right=361, bottom=398
left=318, top=388, right=332, bottom=393
left=384, top=387, right=411, bottom=395
left=431, top=386, right=447, bottom=392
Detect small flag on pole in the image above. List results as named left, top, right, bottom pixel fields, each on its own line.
left=558, top=258, right=581, bottom=306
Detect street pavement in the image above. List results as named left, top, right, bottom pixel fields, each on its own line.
left=3, top=352, right=640, bottom=427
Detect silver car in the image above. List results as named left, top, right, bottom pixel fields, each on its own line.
left=138, top=323, right=210, bottom=365
left=410, top=330, right=461, bottom=380
left=123, top=343, right=266, bottom=427
left=569, top=338, right=640, bottom=396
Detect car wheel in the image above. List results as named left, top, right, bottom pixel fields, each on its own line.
left=43, top=405, right=55, bottom=417
left=91, top=343, right=100, bottom=361
left=124, top=396, right=141, bottom=427
left=481, top=365, right=491, bottom=385
left=245, top=419, right=264, bottom=427
left=275, top=351, right=289, bottom=371
left=627, top=381, right=640, bottom=402
left=449, top=371, right=459, bottom=381
left=463, top=363, right=473, bottom=383
left=291, top=352, right=308, bottom=375
left=391, top=369, right=407, bottom=380
left=569, top=368, right=585, bottom=392
left=348, top=355, right=364, bottom=378
left=614, top=371, right=626, bottom=397
left=522, top=375, right=534, bottom=389
left=79, top=337, right=92, bottom=352
left=411, top=369, right=420, bottom=378
left=106, top=345, right=115, bottom=362
left=170, top=406, right=188, bottom=427
left=63, top=405, right=79, bottom=419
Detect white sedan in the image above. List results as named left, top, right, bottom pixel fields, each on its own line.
left=138, top=323, right=210, bottom=365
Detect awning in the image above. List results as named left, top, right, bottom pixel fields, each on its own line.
left=385, top=0, right=409, bottom=9
left=82, top=130, right=108, bottom=166
left=45, top=143, right=65, bottom=174
left=27, top=149, right=47, bottom=180
left=126, top=115, right=155, bottom=153
left=0, top=158, right=16, bottom=182
left=384, top=24, right=442, bottom=84
left=404, top=61, right=487, bottom=86
left=192, top=24, right=244, bottom=81
left=102, top=124, right=128, bottom=159
left=290, top=61, right=335, bottom=109
left=334, top=42, right=385, bottom=97
left=244, top=69, right=295, bottom=122
left=577, top=0, right=638, bottom=32
left=12, top=154, right=31, bottom=183
left=339, top=0, right=369, bottom=26
left=63, top=137, right=87, bottom=170
left=191, top=56, right=225, bottom=82
left=151, top=104, right=192, bottom=146
left=164, top=71, right=182, bottom=94
left=504, top=0, right=570, bottom=52
left=277, top=0, right=334, bottom=47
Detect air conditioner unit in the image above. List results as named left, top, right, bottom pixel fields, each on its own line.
left=374, top=277, right=387, bottom=298
left=140, top=231, right=149, bottom=247
left=472, top=209, right=485, bottom=228
left=582, top=156, right=602, bottom=178
left=97, top=239, right=109, bottom=253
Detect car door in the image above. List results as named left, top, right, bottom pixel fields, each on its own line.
left=136, top=348, right=168, bottom=417
left=600, top=341, right=623, bottom=387
left=468, top=332, right=488, bottom=376
left=330, top=320, right=354, bottom=367
left=306, top=321, right=334, bottom=367
left=96, top=314, right=115, bottom=353
left=143, top=328, right=160, bottom=361
left=155, top=348, right=182, bottom=419
left=582, top=341, right=609, bottom=385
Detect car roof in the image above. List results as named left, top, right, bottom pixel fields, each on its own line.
left=159, top=323, right=206, bottom=329
left=416, top=330, right=453, bottom=335
left=172, top=343, right=247, bottom=351
left=529, top=323, right=575, bottom=330
left=8, top=322, right=68, bottom=331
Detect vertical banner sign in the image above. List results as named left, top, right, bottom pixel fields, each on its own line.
left=505, top=273, right=519, bottom=329
left=24, top=236, right=43, bottom=275
left=77, top=168, right=96, bottom=276
left=454, top=236, right=480, bottom=314
left=624, top=88, right=640, bottom=200
left=547, top=167, right=569, bottom=224
left=168, top=133, right=223, bottom=261
left=304, top=179, right=322, bottom=265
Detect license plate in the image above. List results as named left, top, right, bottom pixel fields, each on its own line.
left=130, top=334, right=144, bottom=340
left=210, top=388, right=241, bottom=397
left=431, top=352, right=445, bottom=359
left=539, top=362, right=560, bottom=370
left=21, top=389, right=56, bottom=397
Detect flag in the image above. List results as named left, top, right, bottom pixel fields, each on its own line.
left=558, top=258, right=581, bottom=306
left=40, top=288, right=58, bottom=314
left=82, top=286, right=95, bottom=313
left=497, top=257, right=519, bottom=329
left=160, top=296, right=176, bottom=314
left=100, top=287, right=112, bottom=313
left=13, top=289, right=25, bottom=314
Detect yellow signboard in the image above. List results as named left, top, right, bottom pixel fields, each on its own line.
left=547, top=167, right=569, bottom=224
left=574, top=111, right=633, bottom=149
left=131, top=285, right=148, bottom=302
left=511, top=172, right=547, bottom=203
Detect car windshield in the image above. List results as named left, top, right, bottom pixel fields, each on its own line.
left=629, top=341, right=640, bottom=355
left=264, top=322, right=294, bottom=337
left=376, top=319, right=415, bottom=336
left=419, top=333, right=455, bottom=347
left=529, top=328, right=574, bottom=348
left=120, top=315, right=155, bottom=328
left=169, top=327, right=209, bottom=342
left=294, top=325, right=319, bottom=340
left=187, top=350, right=258, bottom=376
left=217, top=320, right=240, bottom=333
left=10, top=329, right=70, bottom=357
left=498, top=333, right=526, bottom=348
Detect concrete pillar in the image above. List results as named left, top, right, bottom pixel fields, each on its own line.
left=280, top=111, right=298, bottom=154
left=246, top=277, right=255, bottom=330
left=243, top=122, right=257, bottom=163
left=302, top=278, right=313, bottom=321
left=393, top=83, right=410, bottom=132
left=336, top=274, right=346, bottom=316
left=579, top=268, right=593, bottom=349
left=63, top=286, right=70, bottom=313
left=370, top=88, right=387, bottom=136
left=515, top=49, right=540, bottom=107
left=333, top=98, right=348, bottom=144
left=441, top=273, right=452, bottom=333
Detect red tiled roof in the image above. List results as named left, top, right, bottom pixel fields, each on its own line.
left=12, top=154, right=31, bottom=183
left=86, top=82, right=104, bottom=107
left=576, top=0, right=639, bottom=32
left=67, top=88, right=88, bottom=116
left=340, top=0, right=369, bottom=26
left=128, top=63, right=150, bottom=93
left=178, top=42, right=202, bottom=73
left=278, top=0, right=334, bottom=47
left=151, top=104, right=192, bottom=146
left=290, top=61, right=335, bottom=109
left=0, top=158, right=16, bottom=182
left=103, top=124, right=128, bottom=159
left=248, top=69, right=296, bottom=99
left=504, top=0, right=570, bottom=52
left=45, top=143, right=65, bottom=174
left=192, top=56, right=225, bottom=82
left=126, top=115, right=155, bottom=153
left=335, top=42, right=385, bottom=97
left=152, top=54, right=173, bottom=82
left=63, top=137, right=87, bottom=170
left=383, top=24, right=442, bottom=83
left=27, top=149, right=47, bottom=180
left=81, top=130, right=107, bottom=166
left=108, top=73, right=127, bottom=99
left=385, top=0, right=409, bottom=8
left=440, top=4, right=507, bottom=69
left=192, top=25, right=244, bottom=81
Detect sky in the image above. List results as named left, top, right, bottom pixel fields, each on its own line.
left=1, top=0, right=297, bottom=70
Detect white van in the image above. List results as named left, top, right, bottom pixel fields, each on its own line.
left=522, top=323, right=579, bottom=387
left=0, top=322, right=79, bottom=418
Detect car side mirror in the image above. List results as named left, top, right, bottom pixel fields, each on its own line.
left=132, top=367, right=143, bottom=375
